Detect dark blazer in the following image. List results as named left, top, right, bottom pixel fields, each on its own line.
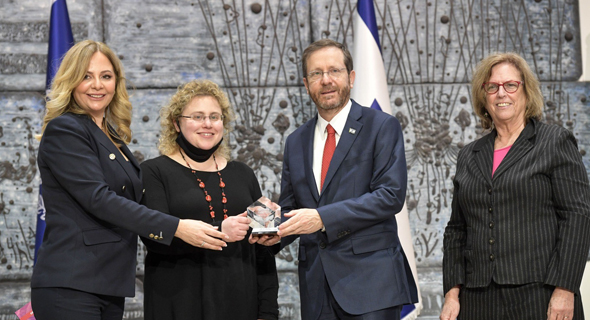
left=31, top=113, right=179, bottom=297
left=443, top=119, right=590, bottom=294
left=279, top=101, right=418, bottom=319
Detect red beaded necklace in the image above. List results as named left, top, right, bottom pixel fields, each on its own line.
left=180, top=148, right=228, bottom=221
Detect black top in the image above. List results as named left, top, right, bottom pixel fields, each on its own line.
left=140, top=156, right=279, bottom=320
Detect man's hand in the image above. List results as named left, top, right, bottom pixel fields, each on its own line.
left=277, top=208, right=323, bottom=237
left=547, top=287, right=574, bottom=320
left=249, top=233, right=281, bottom=246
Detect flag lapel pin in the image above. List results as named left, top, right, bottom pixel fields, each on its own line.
left=348, top=128, right=356, bottom=134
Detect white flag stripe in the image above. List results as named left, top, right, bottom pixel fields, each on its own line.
left=350, top=12, right=391, bottom=114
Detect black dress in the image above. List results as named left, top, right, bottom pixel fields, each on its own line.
left=140, top=156, right=279, bottom=320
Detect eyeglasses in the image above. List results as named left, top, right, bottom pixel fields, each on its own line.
left=306, top=67, right=348, bottom=83
left=482, top=80, right=523, bottom=94
left=179, top=113, right=224, bottom=123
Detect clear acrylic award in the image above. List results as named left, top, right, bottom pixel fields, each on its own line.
left=247, top=196, right=281, bottom=235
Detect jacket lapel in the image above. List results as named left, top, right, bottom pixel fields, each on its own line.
left=492, top=119, right=536, bottom=180
left=89, top=122, right=142, bottom=201
left=302, top=116, right=320, bottom=202
left=472, top=132, right=495, bottom=186
left=119, top=144, right=144, bottom=201
left=320, top=103, right=363, bottom=195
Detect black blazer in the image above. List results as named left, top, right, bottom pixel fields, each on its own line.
left=443, top=119, right=590, bottom=294
left=31, top=113, right=179, bottom=297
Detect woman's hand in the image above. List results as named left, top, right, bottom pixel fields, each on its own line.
left=174, top=219, right=228, bottom=250
left=221, top=212, right=251, bottom=242
left=440, top=286, right=461, bottom=320
left=249, top=233, right=281, bottom=246
left=547, top=287, right=574, bottom=320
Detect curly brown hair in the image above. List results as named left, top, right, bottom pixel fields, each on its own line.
left=158, top=80, right=235, bottom=160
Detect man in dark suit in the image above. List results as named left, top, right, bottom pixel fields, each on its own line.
left=257, top=39, right=418, bottom=319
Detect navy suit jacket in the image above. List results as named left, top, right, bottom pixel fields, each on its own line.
left=31, top=113, right=178, bottom=297
left=279, top=101, right=418, bottom=319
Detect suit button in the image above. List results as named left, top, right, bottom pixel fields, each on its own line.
left=143, top=189, right=146, bottom=194
left=122, top=185, right=126, bottom=191
left=489, top=221, right=494, bottom=229
left=488, top=188, right=492, bottom=194
left=489, top=238, right=495, bottom=245
left=319, top=242, right=326, bottom=249
left=149, top=233, right=155, bottom=239
left=488, top=207, right=493, bottom=213
left=489, top=254, right=495, bottom=261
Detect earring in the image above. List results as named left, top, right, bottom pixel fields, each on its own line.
left=484, top=112, right=489, bottom=118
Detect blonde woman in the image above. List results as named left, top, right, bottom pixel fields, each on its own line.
left=140, top=80, right=279, bottom=320
left=31, top=40, right=228, bottom=320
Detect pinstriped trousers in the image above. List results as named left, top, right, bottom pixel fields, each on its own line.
left=459, top=281, right=584, bottom=320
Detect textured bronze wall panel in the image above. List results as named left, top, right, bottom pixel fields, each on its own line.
left=104, top=0, right=311, bottom=89
left=313, top=0, right=583, bottom=83
left=0, top=0, right=587, bottom=319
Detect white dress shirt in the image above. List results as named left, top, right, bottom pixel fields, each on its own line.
left=312, top=100, right=352, bottom=194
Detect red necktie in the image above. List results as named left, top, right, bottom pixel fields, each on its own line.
left=321, top=124, right=336, bottom=190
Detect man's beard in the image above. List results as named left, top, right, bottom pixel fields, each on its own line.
left=310, top=82, right=351, bottom=111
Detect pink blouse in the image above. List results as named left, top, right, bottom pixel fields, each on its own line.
left=492, top=145, right=512, bottom=176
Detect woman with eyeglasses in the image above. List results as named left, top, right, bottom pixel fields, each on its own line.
left=440, top=53, right=590, bottom=320
left=139, top=79, right=279, bottom=320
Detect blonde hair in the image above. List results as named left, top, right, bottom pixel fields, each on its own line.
left=471, top=52, right=543, bottom=130
left=158, top=80, right=235, bottom=160
left=42, top=40, right=133, bottom=144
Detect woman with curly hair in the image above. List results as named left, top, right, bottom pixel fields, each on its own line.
left=140, top=79, right=279, bottom=320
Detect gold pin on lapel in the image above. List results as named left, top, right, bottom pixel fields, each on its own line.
left=109, top=153, right=116, bottom=160
left=348, top=128, right=356, bottom=134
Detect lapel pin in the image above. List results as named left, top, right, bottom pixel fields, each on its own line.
left=109, top=153, right=116, bottom=160
left=348, top=128, right=356, bottom=134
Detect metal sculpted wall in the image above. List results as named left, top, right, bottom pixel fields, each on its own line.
left=0, top=0, right=588, bottom=319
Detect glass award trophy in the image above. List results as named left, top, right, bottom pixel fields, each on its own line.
left=247, top=196, right=281, bottom=235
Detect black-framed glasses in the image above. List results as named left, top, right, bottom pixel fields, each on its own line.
left=179, top=113, right=224, bottom=123
left=306, top=67, right=348, bottom=83
left=482, top=80, right=523, bottom=94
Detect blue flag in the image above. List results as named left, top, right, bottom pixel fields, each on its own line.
left=46, top=0, right=74, bottom=91
left=35, top=0, right=74, bottom=265
left=350, top=1, right=422, bottom=318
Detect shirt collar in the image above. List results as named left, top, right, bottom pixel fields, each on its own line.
left=316, top=100, right=352, bottom=137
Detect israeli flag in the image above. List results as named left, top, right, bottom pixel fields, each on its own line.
left=46, top=0, right=74, bottom=91
left=35, top=0, right=74, bottom=265
left=351, top=1, right=422, bottom=319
